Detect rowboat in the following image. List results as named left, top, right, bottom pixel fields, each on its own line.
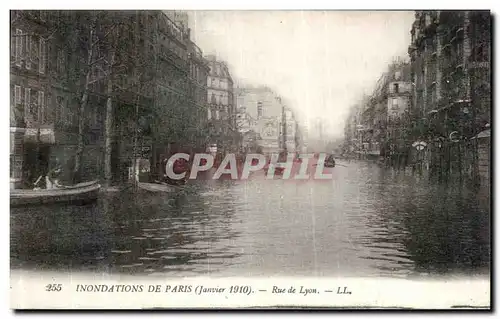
left=324, top=161, right=336, bottom=168
left=10, top=180, right=101, bottom=207
left=137, top=182, right=185, bottom=193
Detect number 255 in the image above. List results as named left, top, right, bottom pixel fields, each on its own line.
left=45, top=284, right=62, bottom=292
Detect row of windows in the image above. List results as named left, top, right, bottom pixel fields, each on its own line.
left=208, top=77, right=230, bottom=90
left=12, top=85, right=100, bottom=128
left=190, top=63, right=206, bottom=82
left=12, top=10, right=49, bottom=23
left=159, top=38, right=187, bottom=61
left=12, top=29, right=47, bottom=74
left=13, top=85, right=46, bottom=125
left=209, top=64, right=228, bottom=77
left=207, top=108, right=220, bottom=120
left=209, top=92, right=230, bottom=106
left=158, top=13, right=185, bottom=43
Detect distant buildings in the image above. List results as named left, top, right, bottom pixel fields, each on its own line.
left=206, top=55, right=238, bottom=151
left=344, top=10, right=491, bottom=185
left=235, top=85, right=301, bottom=154
left=343, top=59, right=412, bottom=158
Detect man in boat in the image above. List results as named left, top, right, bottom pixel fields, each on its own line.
left=162, top=153, right=190, bottom=186
left=46, top=161, right=64, bottom=189
left=325, top=154, right=336, bottom=167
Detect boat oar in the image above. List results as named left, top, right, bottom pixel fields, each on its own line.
left=312, top=163, right=348, bottom=168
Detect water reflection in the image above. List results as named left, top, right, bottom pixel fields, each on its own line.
left=11, top=161, right=490, bottom=278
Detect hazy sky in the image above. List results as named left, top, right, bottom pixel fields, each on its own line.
left=188, top=11, right=414, bottom=138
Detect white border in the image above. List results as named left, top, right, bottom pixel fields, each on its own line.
left=3, top=0, right=498, bottom=317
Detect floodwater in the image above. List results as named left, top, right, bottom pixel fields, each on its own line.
left=11, top=160, right=490, bottom=278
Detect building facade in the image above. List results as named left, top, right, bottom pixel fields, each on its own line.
left=10, top=11, right=111, bottom=188
left=10, top=10, right=210, bottom=188
left=408, top=10, right=491, bottom=181
left=187, top=40, right=210, bottom=149
left=235, top=85, right=299, bottom=155
left=343, top=60, right=412, bottom=161
left=206, top=55, right=237, bottom=152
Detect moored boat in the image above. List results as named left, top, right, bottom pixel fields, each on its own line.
left=10, top=180, right=101, bottom=207
left=137, top=182, right=184, bottom=193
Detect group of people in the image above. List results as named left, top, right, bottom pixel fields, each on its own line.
left=32, top=160, right=64, bottom=190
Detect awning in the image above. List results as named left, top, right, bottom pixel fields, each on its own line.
left=24, top=127, right=56, bottom=144
left=471, top=129, right=491, bottom=140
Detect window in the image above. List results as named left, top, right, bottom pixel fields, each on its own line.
left=11, top=31, right=15, bottom=58
left=56, top=96, right=64, bottom=123
left=14, top=85, right=21, bottom=104
left=24, top=88, right=31, bottom=120
left=38, top=91, right=45, bottom=123
left=39, top=38, right=46, bottom=73
left=215, top=109, right=220, bottom=120
left=393, top=83, right=399, bottom=94
left=15, top=29, right=22, bottom=66
left=10, top=155, right=14, bottom=177
left=57, top=49, right=65, bottom=74
left=25, top=35, right=32, bottom=69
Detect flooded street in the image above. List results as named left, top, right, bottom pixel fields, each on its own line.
left=11, top=160, right=490, bottom=278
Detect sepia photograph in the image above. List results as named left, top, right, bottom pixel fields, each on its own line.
left=9, top=7, right=491, bottom=309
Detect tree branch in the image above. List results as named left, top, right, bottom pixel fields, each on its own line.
left=89, top=56, right=106, bottom=66
left=92, top=23, right=118, bottom=47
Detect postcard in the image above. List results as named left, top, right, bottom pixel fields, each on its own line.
left=9, top=9, right=491, bottom=310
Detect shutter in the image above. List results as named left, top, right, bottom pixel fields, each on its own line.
left=39, top=38, right=46, bottom=74
left=11, top=31, right=15, bottom=58
left=24, top=88, right=31, bottom=117
left=15, top=29, right=22, bottom=66
left=38, top=91, right=45, bottom=122
left=14, top=85, right=21, bottom=104
left=25, top=35, right=31, bottom=69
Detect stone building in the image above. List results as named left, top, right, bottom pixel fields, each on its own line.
left=10, top=11, right=109, bottom=188
left=343, top=103, right=362, bottom=154
left=408, top=10, right=491, bottom=181
left=383, top=61, right=412, bottom=162
left=206, top=55, right=237, bottom=152
left=187, top=40, right=210, bottom=149
left=10, top=10, right=210, bottom=187
left=235, top=85, right=299, bottom=155
left=343, top=60, right=411, bottom=161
